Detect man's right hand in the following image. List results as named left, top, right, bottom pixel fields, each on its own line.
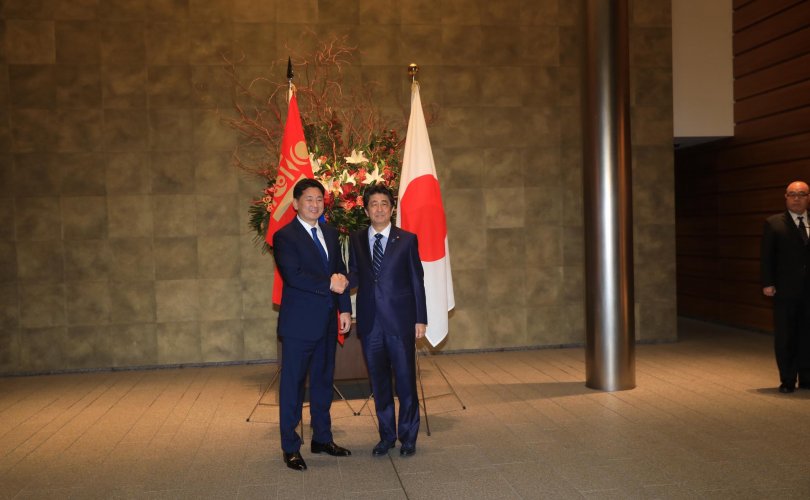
left=330, top=273, right=349, bottom=294
left=763, top=286, right=776, bottom=297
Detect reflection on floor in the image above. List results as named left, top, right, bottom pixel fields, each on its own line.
left=2, top=318, right=809, bottom=499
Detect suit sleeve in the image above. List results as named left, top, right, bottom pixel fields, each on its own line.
left=331, top=235, right=352, bottom=314
left=273, top=229, right=332, bottom=297
left=760, top=219, right=776, bottom=288
left=409, top=235, right=428, bottom=324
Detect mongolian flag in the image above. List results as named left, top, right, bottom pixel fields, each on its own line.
left=266, top=91, right=314, bottom=305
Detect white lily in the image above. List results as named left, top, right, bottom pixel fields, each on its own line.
left=309, top=153, right=322, bottom=173
left=344, top=149, right=369, bottom=164
left=341, top=170, right=358, bottom=185
left=362, top=164, right=386, bottom=185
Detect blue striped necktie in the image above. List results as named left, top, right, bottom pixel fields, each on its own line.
left=372, top=233, right=383, bottom=277
left=311, top=227, right=329, bottom=270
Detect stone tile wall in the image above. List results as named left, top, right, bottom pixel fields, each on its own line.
left=0, top=0, right=675, bottom=374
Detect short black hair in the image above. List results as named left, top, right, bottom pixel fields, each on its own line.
left=293, top=178, right=324, bottom=199
left=363, top=183, right=395, bottom=207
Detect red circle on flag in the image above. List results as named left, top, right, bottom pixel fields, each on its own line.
left=400, top=175, right=447, bottom=262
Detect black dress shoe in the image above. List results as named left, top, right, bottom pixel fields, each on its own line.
left=779, top=383, right=795, bottom=393
left=372, top=440, right=395, bottom=456
left=400, top=444, right=416, bottom=457
left=283, top=451, right=307, bottom=471
left=310, top=440, right=352, bottom=456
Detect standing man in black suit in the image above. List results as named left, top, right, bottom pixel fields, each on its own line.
left=348, top=184, right=427, bottom=457
left=272, top=178, right=353, bottom=470
left=761, top=180, right=810, bottom=393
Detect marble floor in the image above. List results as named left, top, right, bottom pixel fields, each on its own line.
left=2, top=318, right=810, bottom=499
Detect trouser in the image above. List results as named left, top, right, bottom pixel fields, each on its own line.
left=773, top=293, right=810, bottom=385
left=361, top=324, right=419, bottom=446
left=279, top=328, right=336, bottom=453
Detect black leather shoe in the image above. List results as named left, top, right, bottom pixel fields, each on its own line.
left=779, top=383, right=795, bottom=393
left=372, top=440, right=395, bottom=456
left=799, top=383, right=810, bottom=389
left=283, top=451, right=307, bottom=471
left=310, top=440, right=352, bottom=456
left=400, top=444, right=416, bottom=457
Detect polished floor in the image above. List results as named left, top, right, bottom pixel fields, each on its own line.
left=2, top=318, right=810, bottom=499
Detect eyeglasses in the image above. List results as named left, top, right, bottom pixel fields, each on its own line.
left=786, top=192, right=809, bottom=199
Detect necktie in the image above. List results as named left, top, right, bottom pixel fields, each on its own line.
left=311, top=227, right=329, bottom=270
left=372, top=233, right=383, bottom=277
left=799, top=216, right=809, bottom=244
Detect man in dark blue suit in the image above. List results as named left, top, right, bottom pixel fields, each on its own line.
left=273, top=178, right=353, bottom=470
left=349, top=184, right=427, bottom=457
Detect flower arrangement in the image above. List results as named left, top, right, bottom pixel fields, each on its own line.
left=246, top=129, right=402, bottom=249
left=313, top=131, right=401, bottom=232
left=224, top=35, right=414, bottom=251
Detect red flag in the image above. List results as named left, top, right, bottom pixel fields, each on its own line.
left=396, top=82, right=455, bottom=347
left=266, top=93, right=314, bottom=305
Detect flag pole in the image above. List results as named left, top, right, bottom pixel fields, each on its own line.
left=404, top=63, right=466, bottom=431
left=248, top=56, right=299, bottom=422
left=286, top=56, right=294, bottom=103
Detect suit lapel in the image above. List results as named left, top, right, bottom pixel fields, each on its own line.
left=784, top=212, right=808, bottom=246
left=320, top=223, right=343, bottom=271
left=378, top=226, right=403, bottom=275
left=295, top=220, right=326, bottom=269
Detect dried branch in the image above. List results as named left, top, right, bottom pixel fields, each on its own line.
left=221, top=34, right=412, bottom=183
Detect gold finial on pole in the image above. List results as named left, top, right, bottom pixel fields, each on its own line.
left=408, top=63, right=419, bottom=82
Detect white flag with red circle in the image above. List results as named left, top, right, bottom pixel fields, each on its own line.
left=396, top=82, right=455, bottom=347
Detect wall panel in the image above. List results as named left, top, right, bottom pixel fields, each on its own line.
left=733, top=4, right=810, bottom=54
left=734, top=52, right=810, bottom=99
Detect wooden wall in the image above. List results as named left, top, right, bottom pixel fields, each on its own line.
left=674, top=0, right=810, bottom=331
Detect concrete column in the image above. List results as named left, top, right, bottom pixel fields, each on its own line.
left=581, top=0, right=636, bottom=391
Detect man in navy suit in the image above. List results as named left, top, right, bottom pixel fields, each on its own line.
left=273, top=178, right=353, bottom=470
left=349, top=184, right=427, bottom=457
left=761, top=180, right=810, bottom=393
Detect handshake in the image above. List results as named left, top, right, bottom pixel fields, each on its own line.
left=329, top=273, right=349, bottom=294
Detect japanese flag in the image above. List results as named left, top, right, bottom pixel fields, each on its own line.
left=397, top=82, right=455, bottom=347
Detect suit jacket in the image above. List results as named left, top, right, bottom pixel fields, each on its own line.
left=761, top=211, right=810, bottom=300
left=348, top=226, right=427, bottom=338
left=273, top=219, right=351, bottom=340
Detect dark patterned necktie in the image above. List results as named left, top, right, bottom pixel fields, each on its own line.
left=799, top=216, right=808, bottom=244
left=311, top=227, right=328, bottom=270
left=372, top=233, right=383, bottom=277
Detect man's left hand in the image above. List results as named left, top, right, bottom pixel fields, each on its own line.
left=415, top=323, right=426, bottom=340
